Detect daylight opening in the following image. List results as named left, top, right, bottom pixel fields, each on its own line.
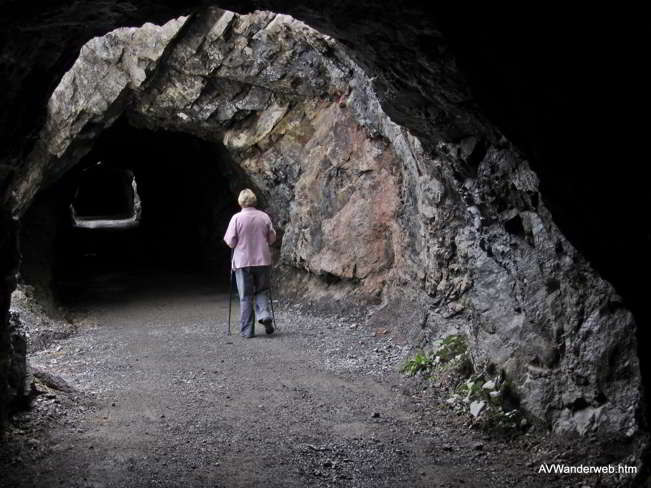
left=70, top=163, right=142, bottom=229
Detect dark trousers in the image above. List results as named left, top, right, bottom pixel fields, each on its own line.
left=234, top=266, right=272, bottom=337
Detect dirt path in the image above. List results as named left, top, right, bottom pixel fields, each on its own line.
left=1, top=275, right=620, bottom=487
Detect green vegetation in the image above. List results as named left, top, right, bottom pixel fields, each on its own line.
left=400, top=352, right=433, bottom=376
left=400, top=334, right=468, bottom=378
left=434, top=334, right=468, bottom=363
left=456, top=376, right=483, bottom=399
left=401, top=333, right=526, bottom=435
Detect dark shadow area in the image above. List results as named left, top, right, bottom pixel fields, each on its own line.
left=19, top=118, right=241, bottom=306
left=436, top=8, right=646, bottom=319
left=72, top=164, right=136, bottom=220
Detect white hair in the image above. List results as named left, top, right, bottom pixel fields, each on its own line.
left=238, top=188, right=257, bottom=208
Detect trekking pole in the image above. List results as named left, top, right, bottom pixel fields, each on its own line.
left=268, top=270, right=277, bottom=331
left=227, top=249, right=233, bottom=336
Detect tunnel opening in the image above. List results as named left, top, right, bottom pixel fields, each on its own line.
left=70, top=163, right=142, bottom=229
left=19, top=117, right=243, bottom=307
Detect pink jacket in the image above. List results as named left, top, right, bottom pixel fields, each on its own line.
left=223, top=207, right=276, bottom=269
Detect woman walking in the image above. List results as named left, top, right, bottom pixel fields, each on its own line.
left=223, top=189, right=276, bottom=338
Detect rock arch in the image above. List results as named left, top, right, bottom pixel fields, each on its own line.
left=11, top=9, right=410, bottom=300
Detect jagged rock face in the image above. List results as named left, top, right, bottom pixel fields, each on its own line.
left=0, top=211, right=19, bottom=425
left=11, top=16, right=188, bottom=209
left=457, top=150, right=639, bottom=434
left=6, top=310, right=28, bottom=410
left=2, top=7, right=643, bottom=444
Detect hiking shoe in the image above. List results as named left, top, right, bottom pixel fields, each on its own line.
left=260, top=318, right=274, bottom=335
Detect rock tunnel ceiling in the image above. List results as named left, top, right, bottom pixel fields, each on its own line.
left=12, top=9, right=411, bottom=298
left=4, top=7, right=642, bottom=444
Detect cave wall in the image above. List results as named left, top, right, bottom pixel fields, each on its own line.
left=18, top=187, right=65, bottom=309
left=0, top=209, right=19, bottom=427
left=2, top=7, right=642, bottom=445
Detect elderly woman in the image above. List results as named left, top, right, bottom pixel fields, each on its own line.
left=223, top=189, right=277, bottom=338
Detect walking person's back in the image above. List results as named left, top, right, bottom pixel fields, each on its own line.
left=224, top=189, right=276, bottom=338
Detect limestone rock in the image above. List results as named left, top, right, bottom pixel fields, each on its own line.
left=470, top=400, right=486, bottom=418
left=489, top=391, right=501, bottom=400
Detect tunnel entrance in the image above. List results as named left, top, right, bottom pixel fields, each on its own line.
left=19, top=117, right=241, bottom=306
left=70, top=163, right=142, bottom=229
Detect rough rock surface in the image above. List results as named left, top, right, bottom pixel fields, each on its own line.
left=5, top=7, right=644, bottom=447
left=11, top=15, right=189, bottom=210
left=0, top=210, right=19, bottom=425
left=6, top=309, right=28, bottom=410
left=9, top=286, right=78, bottom=354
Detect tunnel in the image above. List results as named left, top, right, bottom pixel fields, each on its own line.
left=0, top=4, right=648, bottom=486
left=19, top=117, right=242, bottom=305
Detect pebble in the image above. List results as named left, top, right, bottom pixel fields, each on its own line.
left=469, top=400, right=486, bottom=418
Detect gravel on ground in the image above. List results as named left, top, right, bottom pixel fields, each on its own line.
left=0, top=273, right=635, bottom=487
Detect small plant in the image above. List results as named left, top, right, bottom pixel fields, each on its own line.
left=435, top=335, right=467, bottom=363
left=401, top=335, right=469, bottom=378
left=456, top=376, right=483, bottom=401
left=400, top=352, right=433, bottom=376
left=401, top=333, right=526, bottom=436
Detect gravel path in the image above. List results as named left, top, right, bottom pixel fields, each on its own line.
left=0, top=274, right=631, bottom=487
